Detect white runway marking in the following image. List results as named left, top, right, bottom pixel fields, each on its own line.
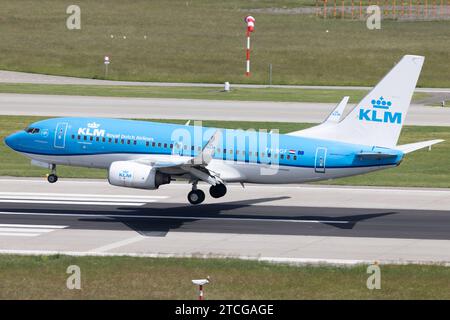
left=0, top=192, right=168, bottom=207
left=0, top=199, right=149, bottom=206
left=0, top=223, right=68, bottom=237
left=0, top=211, right=350, bottom=224
left=0, top=192, right=168, bottom=199
left=90, top=235, right=146, bottom=253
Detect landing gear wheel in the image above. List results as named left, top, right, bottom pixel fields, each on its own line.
left=188, top=189, right=205, bottom=205
left=47, top=174, right=58, bottom=184
left=209, top=184, right=227, bottom=198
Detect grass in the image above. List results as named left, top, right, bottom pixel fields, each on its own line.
left=0, top=1, right=450, bottom=87
left=0, top=254, right=448, bottom=299
left=0, top=83, right=430, bottom=103
left=1, top=115, right=449, bottom=188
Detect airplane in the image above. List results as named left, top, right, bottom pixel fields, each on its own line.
left=4, top=55, right=444, bottom=205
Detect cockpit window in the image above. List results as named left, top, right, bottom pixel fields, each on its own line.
left=25, top=127, right=40, bottom=134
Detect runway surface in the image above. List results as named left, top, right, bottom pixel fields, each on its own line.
left=1, top=93, right=449, bottom=126
left=0, top=178, right=449, bottom=264
left=1, top=70, right=450, bottom=93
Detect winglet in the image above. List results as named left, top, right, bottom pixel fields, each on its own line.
left=190, top=130, right=222, bottom=165
left=287, top=96, right=349, bottom=137
left=324, top=96, right=349, bottom=124
left=395, top=139, right=444, bottom=154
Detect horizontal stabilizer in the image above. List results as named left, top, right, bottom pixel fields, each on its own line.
left=356, top=152, right=398, bottom=160
left=395, top=139, right=444, bottom=154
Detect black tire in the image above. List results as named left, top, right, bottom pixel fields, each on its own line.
left=47, top=174, right=58, bottom=183
left=209, top=184, right=227, bottom=198
left=188, top=190, right=205, bottom=205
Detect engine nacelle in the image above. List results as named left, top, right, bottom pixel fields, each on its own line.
left=108, top=161, right=170, bottom=190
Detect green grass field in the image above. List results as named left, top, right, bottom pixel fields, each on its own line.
left=0, top=255, right=448, bottom=299
left=0, top=83, right=430, bottom=103
left=1, top=1, right=450, bottom=86
left=1, top=115, right=448, bottom=188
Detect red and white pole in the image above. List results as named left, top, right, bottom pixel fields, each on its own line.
left=192, top=277, right=209, bottom=300
left=199, top=284, right=204, bottom=300
left=244, top=15, right=255, bottom=77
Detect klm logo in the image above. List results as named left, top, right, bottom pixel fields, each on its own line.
left=359, top=97, right=402, bottom=124
left=119, top=170, right=132, bottom=179
left=77, top=122, right=105, bottom=136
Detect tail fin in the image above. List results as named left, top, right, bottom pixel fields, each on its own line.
left=311, top=55, right=425, bottom=148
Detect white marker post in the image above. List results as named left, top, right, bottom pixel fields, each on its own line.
left=244, top=16, right=255, bottom=77
left=192, top=277, right=210, bottom=300
left=104, top=56, right=110, bottom=79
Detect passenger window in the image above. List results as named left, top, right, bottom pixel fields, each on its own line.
left=71, top=134, right=75, bottom=139
left=146, top=142, right=149, bottom=147
left=89, top=136, right=93, bottom=141
left=197, top=146, right=201, bottom=151
left=261, top=152, right=265, bottom=157
left=96, top=137, right=99, bottom=142
left=133, top=140, right=137, bottom=145
left=102, top=137, right=106, bottom=142
left=287, top=155, right=291, bottom=160
left=84, top=136, right=87, bottom=141
left=152, top=142, right=155, bottom=147
left=115, top=139, right=118, bottom=144
left=191, top=146, right=194, bottom=151
left=121, top=139, right=124, bottom=144
left=164, top=143, right=167, bottom=148
left=183, top=145, right=187, bottom=150
left=158, top=143, right=161, bottom=147
left=127, top=140, right=130, bottom=145
left=229, top=149, right=233, bottom=154
left=108, top=138, right=112, bottom=143
left=170, top=143, right=173, bottom=149
left=294, top=156, right=297, bottom=160
left=280, top=154, right=284, bottom=159
left=77, top=135, right=81, bottom=140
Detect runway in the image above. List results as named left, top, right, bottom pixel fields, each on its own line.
left=0, top=178, right=449, bottom=264
left=1, top=93, right=449, bottom=126
left=1, top=70, right=450, bottom=93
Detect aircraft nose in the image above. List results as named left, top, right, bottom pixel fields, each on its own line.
left=4, top=132, right=21, bottom=150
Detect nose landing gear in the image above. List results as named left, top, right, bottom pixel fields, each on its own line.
left=47, top=164, right=58, bottom=183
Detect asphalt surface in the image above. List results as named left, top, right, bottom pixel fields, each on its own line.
left=1, top=70, right=450, bottom=93
left=0, top=178, right=449, bottom=264
left=1, top=93, right=449, bottom=125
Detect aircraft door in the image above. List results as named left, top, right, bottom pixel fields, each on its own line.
left=314, top=147, right=327, bottom=173
left=54, top=122, right=68, bottom=149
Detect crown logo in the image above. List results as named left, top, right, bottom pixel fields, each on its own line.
left=371, top=97, right=392, bottom=109
left=87, top=122, right=100, bottom=129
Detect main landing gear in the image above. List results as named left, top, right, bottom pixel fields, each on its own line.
left=187, top=182, right=227, bottom=205
left=47, top=164, right=58, bottom=183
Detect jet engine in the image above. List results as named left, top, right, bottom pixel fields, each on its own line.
left=108, top=161, right=170, bottom=189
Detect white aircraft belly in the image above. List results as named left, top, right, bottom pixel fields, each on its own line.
left=20, top=152, right=393, bottom=184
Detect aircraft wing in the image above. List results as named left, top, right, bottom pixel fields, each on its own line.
left=287, top=96, right=349, bottom=137
left=135, top=130, right=225, bottom=185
